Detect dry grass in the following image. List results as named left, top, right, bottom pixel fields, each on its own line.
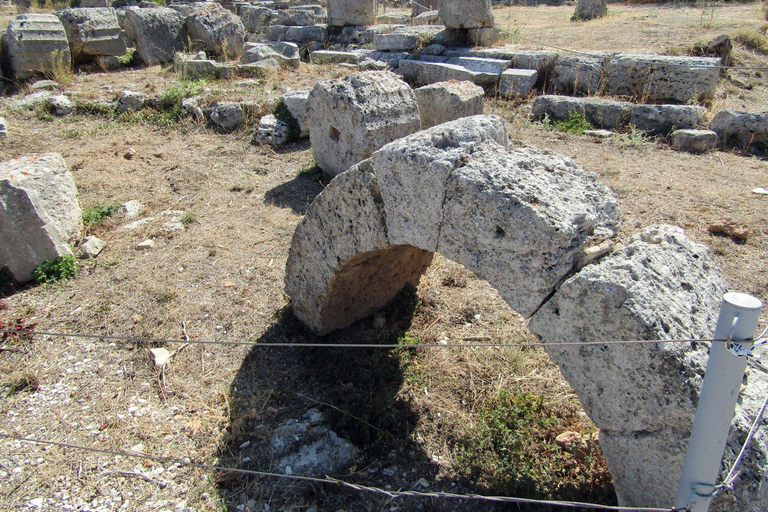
left=1, top=4, right=767, bottom=511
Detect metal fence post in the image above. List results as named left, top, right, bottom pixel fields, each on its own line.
left=674, top=292, right=763, bottom=512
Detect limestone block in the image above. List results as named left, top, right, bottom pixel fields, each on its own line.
left=550, top=53, right=608, bottom=95
left=603, top=53, right=720, bottom=103
left=281, top=90, right=310, bottom=137
left=373, top=32, right=420, bottom=51
left=116, top=90, right=146, bottom=112
left=414, top=80, right=484, bottom=129
left=0, top=153, right=82, bottom=283
left=466, top=26, right=500, bottom=47
left=1, top=13, right=71, bottom=80
left=309, top=50, right=363, bottom=65
left=710, top=110, right=768, bottom=152
left=185, top=3, right=245, bottom=59
left=235, top=60, right=279, bottom=78
left=242, top=42, right=299, bottom=68
left=76, top=236, right=106, bottom=259
left=124, top=8, right=187, bottom=66
left=629, top=104, right=705, bottom=135
left=411, top=0, right=437, bottom=17
left=57, top=8, right=126, bottom=63
left=377, top=12, right=410, bottom=25
left=273, top=8, right=318, bottom=27
left=499, top=69, right=537, bottom=98
left=239, top=4, right=275, bottom=33
left=446, top=56, right=509, bottom=75
left=206, top=102, right=244, bottom=132
left=327, top=0, right=376, bottom=27
left=573, top=0, right=607, bottom=21
left=398, top=59, right=497, bottom=86
left=412, top=10, right=440, bottom=25
left=438, top=0, right=493, bottom=29
left=264, top=24, right=328, bottom=43
left=532, top=95, right=631, bottom=131
left=308, top=71, right=421, bottom=177
left=175, top=55, right=235, bottom=80
left=671, top=129, right=718, bottom=153
left=46, top=94, right=73, bottom=116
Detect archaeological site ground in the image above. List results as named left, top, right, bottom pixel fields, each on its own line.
left=1, top=1, right=767, bottom=511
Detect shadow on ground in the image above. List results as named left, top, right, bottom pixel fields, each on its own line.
left=263, top=174, right=325, bottom=215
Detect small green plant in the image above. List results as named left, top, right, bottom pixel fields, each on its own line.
left=552, top=111, right=594, bottom=134
left=180, top=212, right=195, bottom=225
left=150, top=80, right=208, bottom=126
left=45, top=49, right=73, bottom=85
left=33, top=255, right=77, bottom=284
left=117, top=48, right=137, bottom=67
left=273, top=100, right=301, bottom=143
left=734, top=29, right=768, bottom=55
left=2, top=372, right=39, bottom=398
left=296, top=162, right=331, bottom=185
left=82, top=203, right=119, bottom=225
left=616, top=125, right=651, bottom=148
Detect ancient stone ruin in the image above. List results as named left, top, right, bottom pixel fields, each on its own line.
left=284, top=115, right=768, bottom=509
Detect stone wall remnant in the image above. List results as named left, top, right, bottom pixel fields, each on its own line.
left=308, top=71, right=422, bottom=177
left=1, top=13, right=71, bottom=80
left=57, top=8, right=126, bottom=63
left=327, top=0, right=376, bottom=27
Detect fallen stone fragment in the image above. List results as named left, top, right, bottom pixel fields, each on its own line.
left=1, top=153, right=82, bottom=282
left=149, top=347, right=171, bottom=366
left=498, top=68, right=537, bottom=98
left=206, top=102, right=244, bottom=133
left=707, top=219, right=749, bottom=241
left=253, top=114, right=289, bottom=145
left=135, top=239, right=155, bottom=250
left=327, top=0, right=376, bottom=27
left=57, top=7, right=126, bottom=63
left=584, top=129, right=614, bottom=139
left=752, top=187, right=768, bottom=195
left=671, top=129, right=718, bottom=154
left=0, top=117, right=7, bottom=139
left=1, top=13, right=71, bottom=81
left=46, top=95, right=73, bottom=116
left=414, top=80, right=484, bottom=129
left=185, top=3, right=244, bottom=59
left=76, top=236, right=106, bottom=259
left=124, top=7, right=187, bottom=66
left=710, top=110, right=768, bottom=153
left=116, top=90, right=147, bottom=113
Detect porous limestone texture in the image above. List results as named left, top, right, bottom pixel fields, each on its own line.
left=280, top=90, right=310, bottom=138
left=438, top=0, right=493, bottom=29
left=264, top=24, right=328, bottom=43
left=124, top=7, right=187, bottom=66
left=327, top=0, right=376, bottom=27
left=710, top=110, right=768, bottom=153
left=239, top=4, right=275, bottom=33
left=399, top=59, right=496, bottom=86
left=499, top=68, right=537, bottom=98
left=0, top=153, right=82, bottom=282
left=573, top=0, right=607, bottom=21
left=603, top=54, right=720, bottom=103
left=550, top=53, right=609, bottom=96
left=57, top=8, right=126, bottom=63
left=414, top=80, right=484, bottom=129
left=532, top=95, right=705, bottom=135
left=671, top=129, right=718, bottom=154
left=241, top=42, right=299, bottom=68
left=527, top=225, right=767, bottom=510
left=1, top=13, right=71, bottom=80
left=308, top=71, right=421, bottom=177
left=286, top=115, right=619, bottom=334
left=185, top=3, right=245, bottom=59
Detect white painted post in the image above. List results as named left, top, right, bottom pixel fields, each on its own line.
left=674, top=292, right=763, bottom=512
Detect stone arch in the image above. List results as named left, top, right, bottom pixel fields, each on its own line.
left=284, top=115, right=766, bottom=509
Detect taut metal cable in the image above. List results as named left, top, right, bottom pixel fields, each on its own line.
left=0, top=433, right=674, bottom=512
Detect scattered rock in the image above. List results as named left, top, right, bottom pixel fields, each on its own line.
left=135, top=239, right=155, bottom=250
left=207, top=102, right=244, bottom=133
left=280, top=90, right=310, bottom=138
left=584, top=129, right=614, bottom=139
left=253, top=114, right=289, bottom=145
left=46, top=94, right=74, bottom=116
left=671, top=129, right=718, bottom=154
left=0, top=117, right=7, bottom=139
left=710, top=110, right=768, bottom=153
left=29, top=80, right=60, bottom=91
left=116, top=90, right=147, bottom=113
left=573, top=0, right=607, bottom=21
left=707, top=219, right=750, bottom=241
left=123, top=148, right=136, bottom=160
left=76, top=236, right=106, bottom=259
left=499, top=68, right=537, bottom=98
left=0, top=153, right=82, bottom=282
left=752, top=187, right=768, bottom=195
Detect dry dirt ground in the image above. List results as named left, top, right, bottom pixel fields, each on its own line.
left=1, top=3, right=768, bottom=512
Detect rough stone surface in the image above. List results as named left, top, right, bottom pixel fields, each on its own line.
left=0, top=153, right=82, bottom=283
left=124, top=8, right=187, bottom=66
left=235, top=59, right=279, bottom=78
left=373, top=32, right=420, bottom=51
left=264, top=24, right=328, bottom=43
left=573, top=0, right=607, bottom=20
left=710, top=110, right=768, bottom=153
left=286, top=114, right=619, bottom=333
left=273, top=8, right=318, bottom=27
left=239, top=4, right=275, bottom=33
left=466, top=26, right=500, bottom=47
left=281, top=90, right=310, bottom=137
left=671, top=129, right=718, bottom=153
left=269, top=409, right=358, bottom=477
left=241, top=42, right=299, bottom=68
left=399, top=59, right=494, bottom=86
left=438, top=0, right=493, bottom=29
left=308, top=71, right=421, bottom=177
left=550, top=53, right=608, bottom=95
left=57, top=8, right=126, bottom=63
left=309, top=50, right=363, bottom=65
left=1, top=13, right=71, bottom=80
left=253, top=114, right=289, bottom=145
left=532, top=95, right=704, bottom=135
left=206, top=102, right=244, bottom=132
left=185, top=3, right=245, bottom=59
left=414, top=80, right=484, bottom=129
left=528, top=225, right=732, bottom=508
left=116, top=90, right=146, bottom=112
left=0, top=117, right=7, bottom=139
left=46, top=94, right=73, bottom=116
left=499, top=68, right=537, bottom=98
left=603, top=53, right=720, bottom=103
left=76, top=236, right=106, bottom=259
left=327, top=0, right=376, bottom=27
left=174, top=53, right=235, bottom=80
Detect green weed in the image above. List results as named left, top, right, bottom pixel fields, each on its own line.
left=82, top=203, right=119, bottom=225
left=552, top=111, right=594, bottom=134
left=117, top=48, right=138, bottom=67
left=33, top=255, right=77, bottom=284
left=180, top=212, right=195, bottom=225
left=296, top=162, right=331, bottom=185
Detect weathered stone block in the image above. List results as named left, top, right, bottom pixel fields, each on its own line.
left=1, top=13, right=71, bottom=80
left=242, top=42, right=299, bottom=68
left=264, top=24, right=328, bottom=43
left=550, top=53, right=608, bottom=95
left=0, top=153, right=82, bottom=283
left=309, top=50, right=364, bottom=65
left=373, top=32, right=420, bottom=51
left=438, top=0, right=493, bottom=29
left=399, top=59, right=497, bottom=86
left=710, top=110, right=768, bottom=153
left=327, top=0, right=376, bottom=27
left=185, top=3, right=245, bottom=59
left=273, top=8, right=319, bottom=27
left=124, top=7, right=187, bottom=66
left=280, top=90, right=310, bottom=137
left=239, top=4, right=275, bottom=33
left=603, top=53, right=720, bottom=103
left=629, top=104, right=705, bottom=135
left=308, top=71, right=421, bottom=176
left=499, top=68, right=537, bottom=98
left=573, top=0, right=607, bottom=21
left=414, top=80, right=484, bottom=129
left=57, top=8, right=126, bottom=63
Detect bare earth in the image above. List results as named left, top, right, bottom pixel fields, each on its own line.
left=1, top=3, right=767, bottom=512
